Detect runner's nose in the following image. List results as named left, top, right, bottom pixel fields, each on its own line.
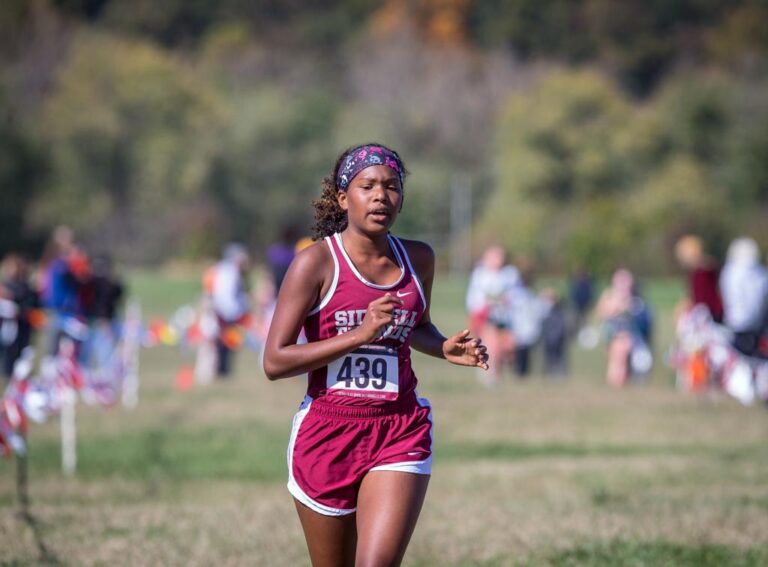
left=371, top=184, right=388, bottom=202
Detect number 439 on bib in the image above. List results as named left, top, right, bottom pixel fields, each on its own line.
left=326, top=345, right=399, bottom=399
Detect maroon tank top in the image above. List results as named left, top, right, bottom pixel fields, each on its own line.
left=303, top=233, right=426, bottom=405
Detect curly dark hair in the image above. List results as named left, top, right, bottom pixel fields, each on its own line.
left=311, top=143, right=407, bottom=240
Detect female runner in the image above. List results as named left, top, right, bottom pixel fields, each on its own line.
left=263, top=143, right=488, bottom=567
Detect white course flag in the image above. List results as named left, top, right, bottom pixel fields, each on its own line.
left=121, top=300, right=142, bottom=409
left=61, top=386, right=77, bottom=475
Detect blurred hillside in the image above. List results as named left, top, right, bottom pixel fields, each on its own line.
left=2, top=0, right=767, bottom=272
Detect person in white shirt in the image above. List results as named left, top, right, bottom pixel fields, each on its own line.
left=720, top=237, right=768, bottom=356
left=465, top=245, right=520, bottom=385
left=211, top=243, right=251, bottom=377
left=506, top=271, right=547, bottom=377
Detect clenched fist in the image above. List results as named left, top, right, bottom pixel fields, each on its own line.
left=355, top=293, right=403, bottom=343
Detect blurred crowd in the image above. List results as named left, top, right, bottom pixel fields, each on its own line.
left=671, top=236, right=768, bottom=404
left=465, top=236, right=768, bottom=404
left=0, top=223, right=317, bottom=388
left=0, top=226, right=124, bottom=383
left=6, top=225, right=767, bottom=463
left=193, top=229, right=314, bottom=382
left=7, top=225, right=768, bottom=405
left=465, top=245, right=594, bottom=387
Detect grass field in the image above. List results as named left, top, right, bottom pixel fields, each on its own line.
left=2, top=271, right=768, bottom=566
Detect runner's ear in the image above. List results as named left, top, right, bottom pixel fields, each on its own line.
left=338, top=191, right=349, bottom=211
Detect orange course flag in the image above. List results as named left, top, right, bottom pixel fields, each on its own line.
left=203, top=265, right=217, bottom=295
left=175, top=366, right=195, bottom=391
left=688, top=351, right=709, bottom=391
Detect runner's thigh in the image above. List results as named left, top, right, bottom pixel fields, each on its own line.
left=294, top=499, right=357, bottom=567
left=355, top=471, right=430, bottom=567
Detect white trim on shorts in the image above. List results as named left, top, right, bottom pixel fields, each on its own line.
left=307, top=238, right=340, bottom=316
left=286, top=396, right=357, bottom=517
left=369, top=394, right=433, bottom=475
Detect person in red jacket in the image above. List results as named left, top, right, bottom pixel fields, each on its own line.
left=674, top=235, right=723, bottom=323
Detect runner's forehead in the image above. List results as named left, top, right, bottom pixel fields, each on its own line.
left=351, top=166, right=401, bottom=183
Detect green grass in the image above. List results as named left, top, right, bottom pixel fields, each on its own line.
left=125, top=268, right=202, bottom=317
left=541, top=540, right=768, bottom=567
left=436, top=440, right=765, bottom=462
left=1, top=271, right=767, bottom=566
left=27, top=421, right=287, bottom=482
left=410, top=541, right=768, bottom=567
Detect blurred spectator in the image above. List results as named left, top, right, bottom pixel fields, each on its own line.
left=211, top=243, right=251, bottom=377
left=38, top=226, right=88, bottom=355
left=465, top=245, right=520, bottom=385
left=674, top=235, right=723, bottom=323
left=596, top=269, right=653, bottom=386
left=251, top=272, right=277, bottom=358
left=569, top=268, right=594, bottom=333
left=507, top=262, right=546, bottom=378
left=0, top=254, right=38, bottom=378
left=540, top=288, right=568, bottom=378
left=632, top=282, right=653, bottom=351
left=85, top=255, right=124, bottom=322
left=83, top=254, right=124, bottom=371
left=720, top=237, right=768, bottom=356
left=267, top=227, right=298, bottom=292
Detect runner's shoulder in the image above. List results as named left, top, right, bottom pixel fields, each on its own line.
left=288, top=238, right=333, bottom=283
left=395, top=237, right=434, bottom=273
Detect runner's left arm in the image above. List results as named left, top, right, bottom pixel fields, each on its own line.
left=405, top=240, right=489, bottom=369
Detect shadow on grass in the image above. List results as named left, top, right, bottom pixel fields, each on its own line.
left=15, top=452, right=62, bottom=565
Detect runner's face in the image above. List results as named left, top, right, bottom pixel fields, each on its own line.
left=338, top=165, right=402, bottom=233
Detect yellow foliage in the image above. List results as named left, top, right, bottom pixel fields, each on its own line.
left=370, top=0, right=469, bottom=45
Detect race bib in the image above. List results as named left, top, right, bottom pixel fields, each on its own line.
left=326, top=345, right=399, bottom=400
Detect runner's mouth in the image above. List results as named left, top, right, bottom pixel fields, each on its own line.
left=368, top=210, right=391, bottom=220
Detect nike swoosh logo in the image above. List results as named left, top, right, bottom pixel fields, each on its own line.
left=396, top=290, right=414, bottom=298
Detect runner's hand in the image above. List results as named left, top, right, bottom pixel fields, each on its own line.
left=443, top=329, right=489, bottom=370
left=355, top=293, right=403, bottom=343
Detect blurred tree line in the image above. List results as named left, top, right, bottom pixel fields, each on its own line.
left=1, top=0, right=767, bottom=272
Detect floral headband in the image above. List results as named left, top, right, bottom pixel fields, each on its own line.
left=336, top=144, right=405, bottom=191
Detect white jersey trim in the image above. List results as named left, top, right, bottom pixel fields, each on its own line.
left=391, top=236, right=427, bottom=311
left=286, top=396, right=356, bottom=517
left=307, top=237, right=340, bottom=316
left=333, top=232, right=406, bottom=290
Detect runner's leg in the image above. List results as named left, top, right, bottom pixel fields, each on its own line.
left=355, top=471, right=430, bottom=567
left=294, top=499, right=357, bottom=567
left=607, top=331, right=632, bottom=387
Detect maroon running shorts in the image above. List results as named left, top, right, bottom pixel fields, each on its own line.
left=287, top=393, right=433, bottom=516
